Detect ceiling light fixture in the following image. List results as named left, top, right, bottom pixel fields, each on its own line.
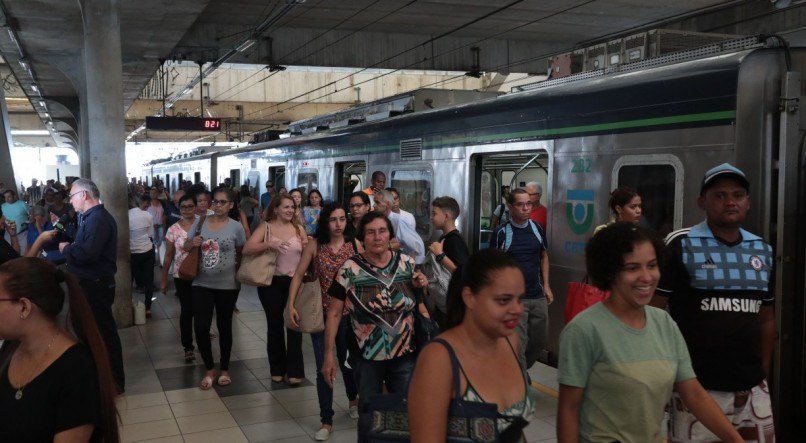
left=31, top=84, right=39, bottom=93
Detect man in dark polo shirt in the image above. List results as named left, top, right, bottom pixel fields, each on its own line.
left=651, top=163, right=775, bottom=442
left=58, top=178, right=125, bottom=392
left=490, top=188, right=553, bottom=369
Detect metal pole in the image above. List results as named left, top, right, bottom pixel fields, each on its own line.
left=198, top=60, right=204, bottom=117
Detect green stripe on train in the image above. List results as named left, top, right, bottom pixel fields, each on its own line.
left=282, top=110, right=736, bottom=160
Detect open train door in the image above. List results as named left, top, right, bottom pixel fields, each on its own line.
left=470, top=151, right=549, bottom=251
left=771, top=70, right=805, bottom=440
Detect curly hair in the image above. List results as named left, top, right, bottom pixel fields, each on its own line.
left=585, top=222, right=664, bottom=291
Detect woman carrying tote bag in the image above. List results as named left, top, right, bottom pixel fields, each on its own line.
left=288, top=204, right=359, bottom=441
left=243, top=194, right=307, bottom=386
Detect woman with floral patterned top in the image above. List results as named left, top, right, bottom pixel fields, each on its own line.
left=321, top=212, right=431, bottom=415
left=288, top=204, right=359, bottom=441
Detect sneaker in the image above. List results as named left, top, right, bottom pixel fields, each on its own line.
left=349, top=404, right=359, bottom=420
left=314, top=426, right=331, bottom=441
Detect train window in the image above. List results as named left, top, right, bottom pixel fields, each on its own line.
left=617, top=164, right=677, bottom=237
left=297, top=171, right=318, bottom=195
left=390, top=169, right=432, bottom=238
left=336, top=161, right=366, bottom=205
left=194, top=172, right=201, bottom=184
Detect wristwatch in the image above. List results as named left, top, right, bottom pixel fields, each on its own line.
left=436, top=253, right=446, bottom=263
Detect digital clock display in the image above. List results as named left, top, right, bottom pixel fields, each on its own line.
left=145, top=116, right=222, bottom=132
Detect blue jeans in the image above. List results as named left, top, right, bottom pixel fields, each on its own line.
left=354, top=353, right=415, bottom=411
left=312, top=316, right=358, bottom=425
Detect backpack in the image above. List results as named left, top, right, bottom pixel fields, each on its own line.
left=495, top=219, right=544, bottom=252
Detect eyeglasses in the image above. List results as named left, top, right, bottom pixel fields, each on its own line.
left=512, top=202, right=533, bottom=209
left=211, top=199, right=230, bottom=206
left=349, top=203, right=365, bottom=208
left=68, top=190, right=85, bottom=199
left=179, top=204, right=196, bottom=210
left=528, top=192, right=541, bottom=196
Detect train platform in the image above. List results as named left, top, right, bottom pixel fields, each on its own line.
left=116, top=285, right=560, bottom=442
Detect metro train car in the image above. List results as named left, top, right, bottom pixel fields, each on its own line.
left=143, top=40, right=806, bottom=430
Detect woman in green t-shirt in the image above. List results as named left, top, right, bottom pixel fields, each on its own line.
left=557, top=223, right=742, bottom=443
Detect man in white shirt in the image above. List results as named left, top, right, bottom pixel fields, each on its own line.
left=386, top=187, right=417, bottom=233
left=374, top=190, right=425, bottom=264
left=128, top=194, right=156, bottom=317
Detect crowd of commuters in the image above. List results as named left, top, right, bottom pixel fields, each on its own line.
left=0, top=162, right=776, bottom=441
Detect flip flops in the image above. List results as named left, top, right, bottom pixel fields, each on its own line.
left=217, top=375, right=232, bottom=386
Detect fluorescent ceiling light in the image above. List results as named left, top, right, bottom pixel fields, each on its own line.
left=11, top=130, right=51, bottom=136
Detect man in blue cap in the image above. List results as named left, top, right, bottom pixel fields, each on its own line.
left=652, top=163, right=775, bottom=441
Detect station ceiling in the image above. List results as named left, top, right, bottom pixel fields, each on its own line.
left=0, top=0, right=800, bottom=147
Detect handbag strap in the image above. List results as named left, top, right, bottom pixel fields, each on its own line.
left=194, top=214, right=207, bottom=237
left=431, top=338, right=465, bottom=400
left=263, top=221, right=270, bottom=243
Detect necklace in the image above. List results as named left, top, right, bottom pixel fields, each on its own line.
left=13, top=331, right=60, bottom=400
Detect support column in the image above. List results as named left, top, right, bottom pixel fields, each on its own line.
left=79, top=0, right=132, bottom=327
left=0, top=86, right=18, bottom=193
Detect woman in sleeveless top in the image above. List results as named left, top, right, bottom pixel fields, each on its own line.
left=287, top=204, right=359, bottom=441
left=243, top=194, right=307, bottom=386
left=408, top=249, right=537, bottom=442
left=302, top=189, right=323, bottom=236
left=593, top=186, right=642, bottom=235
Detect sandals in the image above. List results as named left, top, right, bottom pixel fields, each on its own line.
left=200, top=376, right=214, bottom=390
left=270, top=376, right=284, bottom=383
left=184, top=350, right=195, bottom=363
left=217, top=375, right=232, bottom=386
left=288, top=377, right=303, bottom=386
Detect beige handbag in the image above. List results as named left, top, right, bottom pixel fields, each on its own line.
left=237, top=222, right=278, bottom=286
left=284, top=268, right=325, bottom=333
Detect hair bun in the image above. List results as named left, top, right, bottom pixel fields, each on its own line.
left=54, top=269, right=66, bottom=283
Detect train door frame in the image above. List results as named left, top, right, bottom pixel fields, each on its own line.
left=194, top=172, right=201, bottom=184
left=470, top=149, right=551, bottom=251
left=229, top=169, right=241, bottom=188
left=334, top=160, right=367, bottom=205
left=610, top=154, right=684, bottom=235
left=269, top=165, right=285, bottom=191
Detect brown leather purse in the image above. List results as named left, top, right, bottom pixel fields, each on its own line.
left=177, top=215, right=206, bottom=281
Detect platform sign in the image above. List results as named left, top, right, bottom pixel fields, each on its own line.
left=145, top=116, right=222, bottom=131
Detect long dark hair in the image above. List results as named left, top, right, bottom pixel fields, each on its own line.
left=314, top=203, right=345, bottom=245
left=0, top=258, right=120, bottom=443
left=445, top=249, right=521, bottom=329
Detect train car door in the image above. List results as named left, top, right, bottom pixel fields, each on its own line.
left=269, top=166, right=285, bottom=191
left=471, top=151, right=549, bottom=251
left=229, top=169, right=241, bottom=187
left=334, top=161, right=366, bottom=205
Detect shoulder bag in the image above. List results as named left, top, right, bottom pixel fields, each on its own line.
left=177, top=215, right=206, bottom=281
left=564, top=276, right=610, bottom=324
left=284, top=264, right=325, bottom=333
left=422, top=249, right=452, bottom=314
left=358, top=338, right=503, bottom=442
left=237, top=222, right=278, bottom=286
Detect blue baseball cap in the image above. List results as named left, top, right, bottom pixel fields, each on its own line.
left=700, top=163, right=750, bottom=195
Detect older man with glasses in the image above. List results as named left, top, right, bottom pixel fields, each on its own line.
left=490, top=188, right=553, bottom=370
left=58, top=178, right=125, bottom=393
left=525, top=181, right=547, bottom=232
